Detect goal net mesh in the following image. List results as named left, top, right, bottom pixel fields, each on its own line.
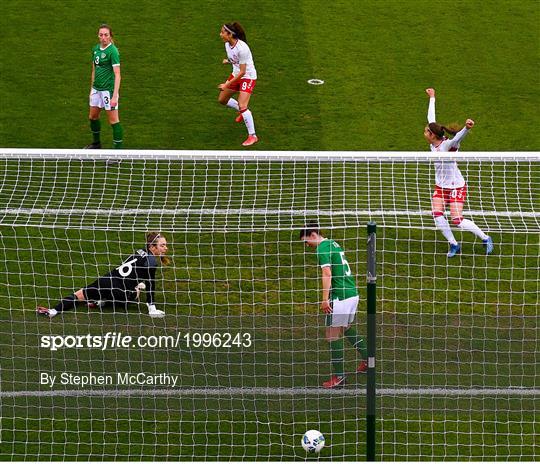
left=0, top=150, right=538, bottom=460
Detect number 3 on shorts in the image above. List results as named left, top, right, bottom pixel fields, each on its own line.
left=451, top=188, right=463, bottom=200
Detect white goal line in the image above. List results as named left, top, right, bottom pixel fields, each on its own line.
left=2, top=387, right=539, bottom=398
left=1, top=207, right=538, bottom=218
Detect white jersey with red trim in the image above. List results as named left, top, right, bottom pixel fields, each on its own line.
left=225, top=39, right=257, bottom=80
left=427, top=97, right=467, bottom=188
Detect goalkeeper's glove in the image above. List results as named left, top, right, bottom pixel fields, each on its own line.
left=147, top=303, right=165, bottom=318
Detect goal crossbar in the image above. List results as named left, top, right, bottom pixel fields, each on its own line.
left=0, top=148, right=538, bottom=162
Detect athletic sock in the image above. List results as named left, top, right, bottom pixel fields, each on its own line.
left=227, top=98, right=239, bottom=110
left=54, top=294, right=78, bottom=312
left=344, top=326, right=368, bottom=359
left=434, top=215, right=458, bottom=245
left=330, top=339, right=345, bottom=378
left=112, top=122, right=123, bottom=149
left=90, top=119, right=101, bottom=143
left=457, top=218, right=489, bottom=240
left=241, top=109, right=256, bottom=136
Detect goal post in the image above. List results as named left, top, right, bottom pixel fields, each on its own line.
left=366, top=221, right=377, bottom=462
left=0, top=149, right=538, bottom=461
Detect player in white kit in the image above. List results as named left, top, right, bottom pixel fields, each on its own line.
left=424, top=88, right=494, bottom=257
left=218, top=22, right=258, bottom=147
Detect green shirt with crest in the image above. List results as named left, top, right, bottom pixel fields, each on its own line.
left=316, top=238, right=358, bottom=301
left=92, top=43, right=120, bottom=92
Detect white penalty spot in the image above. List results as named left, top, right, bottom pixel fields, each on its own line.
left=307, top=79, right=325, bottom=85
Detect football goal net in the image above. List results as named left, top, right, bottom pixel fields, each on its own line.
left=0, top=149, right=538, bottom=460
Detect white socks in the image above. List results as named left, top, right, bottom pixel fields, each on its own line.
left=225, top=99, right=256, bottom=136
left=227, top=98, right=239, bottom=110
left=241, top=109, right=256, bottom=135
left=457, top=218, right=489, bottom=241
left=435, top=215, right=490, bottom=244
left=434, top=216, right=458, bottom=245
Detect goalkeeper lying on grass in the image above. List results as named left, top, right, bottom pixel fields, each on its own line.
left=37, top=232, right=169, bottom=319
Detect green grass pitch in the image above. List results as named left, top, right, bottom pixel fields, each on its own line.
left=1, top=0, right=539, bottom=461
left=0, top=0, right=539, bottom=151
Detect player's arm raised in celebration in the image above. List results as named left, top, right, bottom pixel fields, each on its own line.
left=426, top=88, right=436, bottom=123
left=447, top=118, right=474, bottom=148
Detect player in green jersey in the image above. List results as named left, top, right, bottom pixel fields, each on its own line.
left=84, top=24, right=123, bottom=150
left=300, top=223, right=368, bottom=389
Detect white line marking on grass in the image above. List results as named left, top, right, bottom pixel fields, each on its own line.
left=1, top=207, right=538, bottom=218
left=2, top=387, right=539, bottom=398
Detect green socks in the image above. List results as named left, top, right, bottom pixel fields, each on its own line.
left=330, top=339, right=345, bottom=378
left=89, top=120, right=123, bottom=148
left=112, top=122, right=123, bottom=149
left=344, top=326, right=368, bottom=359
left=90, top=119, right=101, bottom=143
left=329, top=328, right=367, bottom=378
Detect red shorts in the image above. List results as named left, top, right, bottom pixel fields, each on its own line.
left=226, top=74, right=257, bottom=94
left=432, top=185, right=467, bottom=203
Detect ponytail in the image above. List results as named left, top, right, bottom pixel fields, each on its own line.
left=441, top=123, right=460, bottom=136
left=428, top=122, right=460, bottom=139
left=224, top=22, right=247, bottom=42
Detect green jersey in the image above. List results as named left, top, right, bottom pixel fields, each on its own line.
left=316, top=238, right=358, bottom=301
left=92, top=43, right=120, bottom=92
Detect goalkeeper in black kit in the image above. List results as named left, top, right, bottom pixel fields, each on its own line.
left=37, top=232, right=169, bottom=319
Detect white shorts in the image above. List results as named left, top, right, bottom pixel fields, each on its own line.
left=89, top=88, right=118, bottom=110
left=326, top=295, right=359, bottom=327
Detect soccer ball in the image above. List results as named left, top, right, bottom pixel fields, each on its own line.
left=301, top=429, right=325, bottom=453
